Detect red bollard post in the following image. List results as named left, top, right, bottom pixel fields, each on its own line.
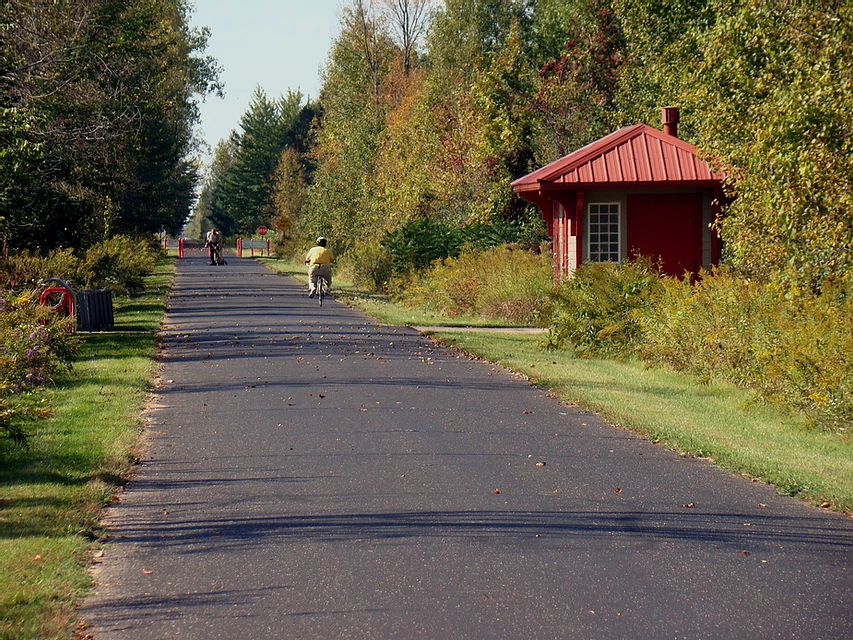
left=178, top=238, right=184, bottom=258
left=237, top=238, right=243, bottom=258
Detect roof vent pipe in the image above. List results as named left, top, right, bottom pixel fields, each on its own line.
left=662, top=106, right=679, bottom=137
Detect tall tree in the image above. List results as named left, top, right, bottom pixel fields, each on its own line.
left=426, top=0, right=530, bottom=78
left=611, top=0, right=715, bottom=129
left=529, top=0, right=629, bottom=162
left=270, top=148, right=308, bottom=238
left=686, top=0, right=853, bottom=287
left=403, top=0, right=534, bottom=225
left=301, top=0, right=396, bottom=247
left=190, top=135, right=238, bottom=239
left=378, top=0, right=434, bottom=73
left=0, top=0, right=220, bottom=250
left=208, top=89, right=315, bottom=236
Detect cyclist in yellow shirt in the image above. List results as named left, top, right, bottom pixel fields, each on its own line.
left=304, top=236, right=333, bottom=298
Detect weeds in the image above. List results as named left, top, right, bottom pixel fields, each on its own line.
left=638, top=270, right=853, bottom=432
left=544, top=259, right=662, bottom=358
left=0, top=291, right=79, bottom=446
left=544, top=260, right=853, bottom=433
left=404, top=246, right=553, bottom=325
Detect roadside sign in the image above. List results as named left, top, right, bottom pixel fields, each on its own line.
left=257, top=225, right=268, bottom=236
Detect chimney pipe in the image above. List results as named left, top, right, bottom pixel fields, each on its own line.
left=662, top=106, right=679, bottom=137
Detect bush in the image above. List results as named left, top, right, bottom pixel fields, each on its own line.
left=384, top=218, right=464, bottom=274
left=637, top=269, right=770, bottom=384
left=0, top=248, right=82, bottom=291
left=382, top=216, right=549, bottom=277
left=80, top=235, right=159, bottom=295
left=0, top=291, right=78, bottom=446
left=637, top=270, right=853, bottom=432
left=0, top=291, right=78, bottom=390
left=337, top=241, right=395, bottom=293
left=0, top=235, right=161, bottom=297
left=404, top=246, right=553, bottom=324
left=544, top=259, right=664, bottom=358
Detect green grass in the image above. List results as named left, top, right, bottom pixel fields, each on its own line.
left=430, top=331, right=853, bottom=513
left=0, top=257, right=174, bottom=640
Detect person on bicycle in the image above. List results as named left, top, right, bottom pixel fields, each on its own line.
left=204, top=228, right=222, bottom=265
left=305, top=236, right=333, bottom=298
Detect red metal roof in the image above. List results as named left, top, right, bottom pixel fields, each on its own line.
left=512, top=124, right=724, bottom=191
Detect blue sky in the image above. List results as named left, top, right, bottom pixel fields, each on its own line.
left=189, top=1, right=343, bottom=157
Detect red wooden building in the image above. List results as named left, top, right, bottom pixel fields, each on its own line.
left=512, top=108, right=725, bottom=280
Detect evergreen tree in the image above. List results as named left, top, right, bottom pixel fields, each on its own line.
left=207, top=89, right=316, bottom=236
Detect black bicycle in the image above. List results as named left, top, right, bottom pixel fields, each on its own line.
left=316, top=275, right=330, bottom=307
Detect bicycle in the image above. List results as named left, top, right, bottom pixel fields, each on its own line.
left=316, top=275, right=330, bottom=307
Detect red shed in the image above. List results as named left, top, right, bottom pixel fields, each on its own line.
left=512, top=108, right=725, bottom=280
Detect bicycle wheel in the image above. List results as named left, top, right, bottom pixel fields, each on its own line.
left=318, top=276, right=325, bottom=307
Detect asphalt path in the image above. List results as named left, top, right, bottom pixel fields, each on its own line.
left=81, top=253, right=853, bottom=639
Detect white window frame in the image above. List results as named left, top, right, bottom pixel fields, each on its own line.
left=587, top=202, right=621, bottom=263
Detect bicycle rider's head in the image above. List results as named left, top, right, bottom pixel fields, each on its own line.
left=316, top=236, right=327, bottom=247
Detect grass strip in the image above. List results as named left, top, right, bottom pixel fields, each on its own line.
left=0, top=257, right=174, bottom=640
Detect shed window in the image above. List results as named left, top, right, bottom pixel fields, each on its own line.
left=588, top=203, right=620, bottom=262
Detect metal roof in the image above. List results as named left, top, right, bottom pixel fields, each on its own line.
left=512, top=124, right=724, bottom=191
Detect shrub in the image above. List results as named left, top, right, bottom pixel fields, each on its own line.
left=404, top=246, right=553, bottom=324
left=0, top=291, right=77, bottom=391
left=0, top=235, right=161, bottom=297
left=544, top=259, right=664, bottom=358
left=80, top=235, right=159, bottom=295
left=384, top=218, right=464, bottom=274
left=272, top=236, right=306, bottom=262
left=637, top=269, right=770, bottom=384
left=637, top=270, right=853, bottom=432
left=382, top=216, right=549, bottom=277
left=0, top=248, right=82, bottom=291
left=337, top=241, right=395, bottom=293
left=0, top=290, right=78, bottom=446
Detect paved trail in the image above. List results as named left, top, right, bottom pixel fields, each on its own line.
left=81, top=254, right=853, bottom=639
